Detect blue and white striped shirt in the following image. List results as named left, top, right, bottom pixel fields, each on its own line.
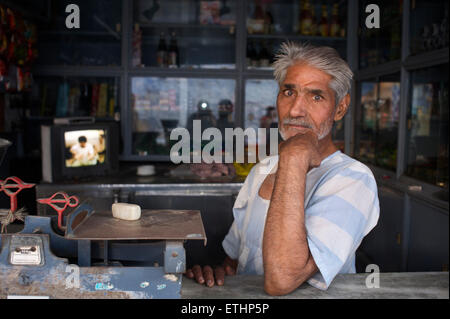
left=222, top=150, right=380, bottom=290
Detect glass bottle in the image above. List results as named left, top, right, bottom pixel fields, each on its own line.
left=168, top=31, right=179, bottom=68
left=310, top=3, right=318, bottom=36
left=329, top=4, right=340, bottom=37
left=259, top=41, right=270, bottom=67
left=300, top=0, right=313, bottom=36
left=157, top=32, right=167, bottom=67
left=318, top=5, right=329, bottom=37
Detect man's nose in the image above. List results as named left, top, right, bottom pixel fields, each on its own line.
left=289, top=95, right=307, bottom=118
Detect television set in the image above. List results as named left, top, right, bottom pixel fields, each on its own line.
left=41, top=123, right=119, bottom=182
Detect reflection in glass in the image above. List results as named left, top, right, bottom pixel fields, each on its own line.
left=245, top=79, right=279, bottom=130
left=355, top=78, right=401, bottom=171
left=131, top=77, right=235, bottom=156
left=406, top=64, right=449, bottom=189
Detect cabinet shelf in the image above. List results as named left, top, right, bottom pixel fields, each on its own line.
left=138, top=22, right=235, bottom=30
left=404, top=47, right=450, bottom=70
left=39, top=31, right=121, bottom=37
left=247, top=33, right=346, bottom=42
left=355, top=60, right=402, bottom=80
left=129, top=66, right=237, bottom=78
left=32, top=65, right=123, bottom=77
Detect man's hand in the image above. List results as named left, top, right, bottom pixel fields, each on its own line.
left=185, top=256, right=237, bottom=287
left=279, top=130, right=321, bottom=171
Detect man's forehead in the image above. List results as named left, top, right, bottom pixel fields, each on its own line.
left=283, top=64, right=332, bottom=87
left=280, top=82, right=331, bottom=93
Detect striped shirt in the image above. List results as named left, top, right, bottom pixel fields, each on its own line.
left=222, top=150, right=380, bottom=290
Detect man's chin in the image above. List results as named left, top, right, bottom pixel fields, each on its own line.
left=280, top=127, right=315, bottom=140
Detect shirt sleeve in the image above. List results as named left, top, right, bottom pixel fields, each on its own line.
left=222, top=164, right=258, bottom=260
left=305, top=163, right=380, bottom=290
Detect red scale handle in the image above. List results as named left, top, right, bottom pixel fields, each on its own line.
left=0, top=176, right=35, bottom=212
left=37, top=192, right=79, bottom=230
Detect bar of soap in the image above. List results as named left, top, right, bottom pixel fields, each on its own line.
left=112, top=203, right=141, bottom=221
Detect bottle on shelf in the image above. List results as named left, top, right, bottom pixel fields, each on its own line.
left=310, top=3, right=318, bottom=36
left=168, top=31, right=179, bottom=68
left=250, top=0, right=265, bottom=34
left=318, top=5, right=329, bottom=37
left=263, top=4, right=274, bottom=34
left=329, top=4, right=341, bottom=37
left=156, top=31, right=167, bottom=67
left=439, top=11, right=449, bottom=48
left=390, top=25, right=401, bottom=60
left=132, top=23, right=142, bottom=67
left=259, top=41, right=271, bottom=67
left=299, top=0, right=313, bottom=36
left=247, top=40, right=259, bottom=68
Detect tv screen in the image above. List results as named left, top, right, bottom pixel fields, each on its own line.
left=64, top=129, right=106, bottom=167
left=41, top=122, right=119, bottom=182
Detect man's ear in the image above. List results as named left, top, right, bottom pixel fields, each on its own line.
left=334, top=94, right=350, bottom=122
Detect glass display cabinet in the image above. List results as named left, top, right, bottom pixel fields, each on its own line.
left=28, top=0, right=447, bottom=194
left=405, top=64, right=448, bottom=189
left=354, top=0, right=448, bottom=194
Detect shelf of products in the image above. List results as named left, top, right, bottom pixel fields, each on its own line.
left=245, top=0, right=347, bottom=70
left=132, top=0, right=236, bottom=69
left=32, top=76, right=120, bottom=119
left=0, top=4, right=38, bottom=93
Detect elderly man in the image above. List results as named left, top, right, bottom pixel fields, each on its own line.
left=186, top=42, right=380, bottom=295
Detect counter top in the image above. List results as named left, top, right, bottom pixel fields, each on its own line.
left=181, top=272, right=449, bottom=299
left=38, top=163, right=246, bottom=187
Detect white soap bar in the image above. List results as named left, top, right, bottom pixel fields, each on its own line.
left=112, top=203, right=141, bottom=221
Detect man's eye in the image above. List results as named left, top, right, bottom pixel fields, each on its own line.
left=283, top=89, right=294, bottom=97
left=313, top=95, right=323, bottom=101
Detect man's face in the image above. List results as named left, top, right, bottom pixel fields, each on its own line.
left=80, top=141, right=86, bottom=148
left=277, top=63, right=337, bottom=141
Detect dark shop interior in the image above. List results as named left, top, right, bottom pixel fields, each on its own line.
left=0, top=0, right=448, bottom=300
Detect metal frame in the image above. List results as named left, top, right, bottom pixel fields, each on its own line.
left=345, top=0, right=358, bottom=156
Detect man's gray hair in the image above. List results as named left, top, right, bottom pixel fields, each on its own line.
left=273, top=42, right=353, bottom=105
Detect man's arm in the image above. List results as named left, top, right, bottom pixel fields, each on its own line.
left=262, top=131, right=321, bottom=296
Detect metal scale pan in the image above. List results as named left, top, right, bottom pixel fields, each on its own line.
left=65, top=203, right=207, bottom=245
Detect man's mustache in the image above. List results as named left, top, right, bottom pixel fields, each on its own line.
left=281, top=117, right=314, bottom=130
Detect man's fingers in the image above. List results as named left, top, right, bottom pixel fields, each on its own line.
left=203, top=265, right=214, bottom=287
left=192, top=265, right=204, bottom=284
left=214, top=266, right=225, bottom=286
left=185, top=269, right=194, bottom=279
left=224, top=264, right=236, bottom=276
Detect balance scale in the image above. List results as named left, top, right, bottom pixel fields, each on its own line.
left=0, top=139, right=206, bottom=299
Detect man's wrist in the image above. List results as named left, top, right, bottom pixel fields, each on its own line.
left=278, top=153, right=309, bottom=174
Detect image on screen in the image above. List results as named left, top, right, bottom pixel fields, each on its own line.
left=64, top=130, right=106, bottom=167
